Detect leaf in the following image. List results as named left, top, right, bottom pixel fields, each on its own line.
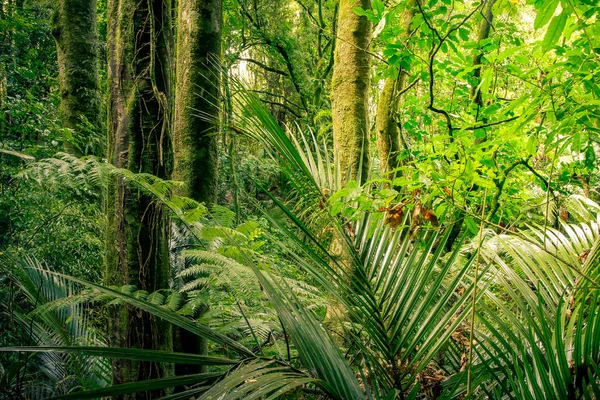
left=542, top=10, right=568, bottom=50
left=465, top=217, right=479, bottom=235
left=372, top=0, right=385, bottom=18
left=0, top=346, right=239, bottom=365
left=48, top=372, right=222, bottom=399
left=534, top=0, right=559, bottom=29
left=353, top=7, right=368, bottom=16
left=22, top=266, right=255, bottom=357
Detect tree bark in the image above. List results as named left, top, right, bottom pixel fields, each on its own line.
left=105, top=0, right=174, bottom=397
left=0, top=1, right=7, bottom=140
left=331, top=0, right=371, bottom=185
left=173, top=0, right=222, bottom=205
left=375, top=4, right=414, bottom=178
left=171, top=0, right=222, bottom=380
left=51, top=0, right=101, bottom=156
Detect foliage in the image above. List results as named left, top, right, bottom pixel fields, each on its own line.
left=2, top=0, right=600, bottom=399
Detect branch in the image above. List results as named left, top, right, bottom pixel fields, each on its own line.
left=251, top=89, right=303, bottom=110
left=487, top=157, right=530, bottom=220
left=258, top=99, right=302, bottom=118
left=237, top=57, right=288, bottom=76
left=394, top=76, right=420, bottom=99
left=522, top=160, right=557, bottom=201
left=238, top=1, right=311, bottom=113
left=452, top=115, right=520, bottom=131
left=294, top=0, right=321, bottom=30
left=416, top=0, right=484, bottom=138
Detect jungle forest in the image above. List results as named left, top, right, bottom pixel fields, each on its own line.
left=0, top=0, right=599, bottom=398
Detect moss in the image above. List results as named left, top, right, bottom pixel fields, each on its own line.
left=374, top=3, right=414, bottom=178
left=171, top=0, right=222, bottom=378
left=52, top=0, right=101, bottom=155
left=104, top=0, right=174, bottom=395
left=331, top=0, right=371, bottom=185
left=172, top=0, right=222, bottom=205
left=375, top=77, right=400, bottom=176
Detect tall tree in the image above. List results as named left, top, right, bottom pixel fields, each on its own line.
left=331, top=0, right=371, bottom=185
left=105, top=0, right=174, bottom=395
left=51, top=0, right=101, bottom=155
left=375, top=3, right=414, bottom=177
left=0, top=0, right=7, bottom=140
left=172, top=0, right=222, bottom=377
left=173, top=0, right=221, bottom=205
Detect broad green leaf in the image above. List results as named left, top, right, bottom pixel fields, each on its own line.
left=534, top=0, right=559, bottom=29
left=542, top=10, right=568, bottom=50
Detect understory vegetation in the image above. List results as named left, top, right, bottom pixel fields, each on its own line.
left=1, top=0, right=600, bottom=399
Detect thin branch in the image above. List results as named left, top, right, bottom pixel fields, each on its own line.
left=250, top=89, right=303, bottom=110
left=237, top=57, right=288, bottom=76
left=452, top=115, right=520, bottom=131
left=259, top=99, right=302, bottom=118
left=487, top=157, right=530, bottom=220
left=416, top=0, right=484, bottom=137
left=394, top=76, right=420, bottom=99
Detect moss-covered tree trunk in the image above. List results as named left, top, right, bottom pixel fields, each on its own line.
left=51, top=0, right=101, bottom=156
left=171, top=0, right=222, bottom=379
left=173, top=0, right=221, bottom=205
left=375, top=4, right=414, bottom=177
left=105, top=0, right=173, bottom=397
left=0, top=1, right=7, bottom=139
left=331, top=0, right=371, bottom=185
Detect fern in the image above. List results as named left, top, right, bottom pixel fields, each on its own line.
left=1, top=258, right=110, bottom=396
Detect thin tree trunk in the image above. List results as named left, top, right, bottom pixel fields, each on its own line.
left=105, top=0, right=174, bottom=397
left=51, top=0, right=101, bottom=155
left=171, top=0, right=222, bottom=380
left=471, top=0, right=497, bottom=111
left=331, top=0, right=371, bottom=185
left=375, top=4, right=414, bottom=178
left=446, top=0, right=496, bottom=252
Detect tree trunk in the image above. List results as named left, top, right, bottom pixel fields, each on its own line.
left=331, top=0, right=371, bottom=185
left=471, top=0, right=497, bottom=111
left=446, top=0, right=496, bottom=252
left=172, top=0, right=222, bottom=380
left=375, top=4, right=414, bottom=178
left=173, top=0, right=221, bottom=205
left=51, top=0, right=101, bottom=156
left=105, top=0, right=173, bottom=397
left=0, top=1, right=7, bottom=140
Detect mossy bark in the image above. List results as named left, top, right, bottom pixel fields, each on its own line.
left=172, top=0, right=222, bottom=379
left=172, top=0, right=221, bottom=205
left=331, top=0, right=371, bottom=185
left=375, top=4, right=414, bottom=177
left=0, top=1, right=7, bottom=139
left=105, top=0, right=174, bottom=397
left=51, top=0, right=101, bottom=155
